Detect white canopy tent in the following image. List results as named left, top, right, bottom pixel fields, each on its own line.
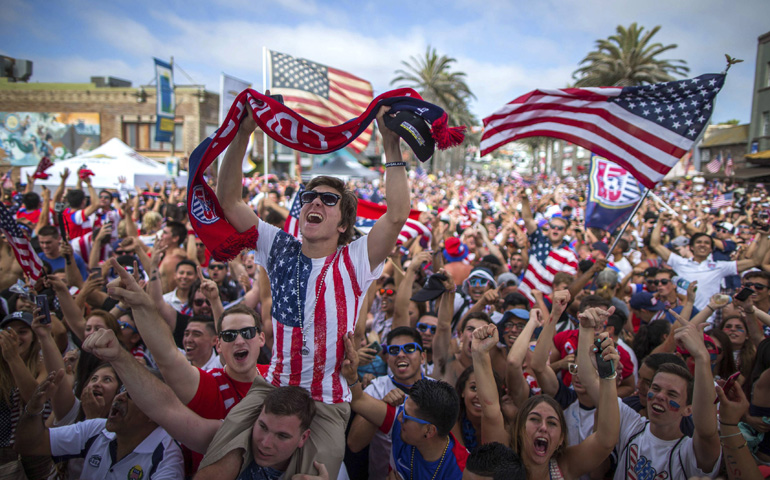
left=20, top=138, right=186, bottom=191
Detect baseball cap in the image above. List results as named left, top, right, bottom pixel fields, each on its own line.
left=497, top=272, right=519, bottom=287
left=629, top=292, right=666, bottom=312
left=384, top=110, right=436, bottom=162
left=591, top=242, right=609, bottom=256
left=1, top=311, right=33, bottom=328
left=411, top=273, right=448, bottom=303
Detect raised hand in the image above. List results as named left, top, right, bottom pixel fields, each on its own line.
left=551, top=289, right=571, bottom=315
left=0, top=328, right=20, bottom=361
left=471, top=324, right=499, bottom=354
left=197, top=266, right=220, bottom=302
left=341, top=332, right=359, bottom=385
left=382, top=388, right=406, bottom=408
left=80, top=383, right=107, bottom=419
left=407, top=251, right=432, bottom=273
left=106, top=258, right=153, bottom=310
left=82, top=328, right=123, bottom=363
left=674, top=321, right=709, bottom=361
left=25, top=370, right=65, bottom=415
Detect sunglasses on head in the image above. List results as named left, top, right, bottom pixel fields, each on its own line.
left=743, top=282, right=767, bottom=291
left=218, top=326, right=259, bottom=342
left=300, top=190, right=341, bottom=207
left=469, top=278, right=491, bottom=288
left=118, top=320, right=138, bottom=334
left=379, top=288, right=395, bottom=296
left=209, top=264, right=226, bottom=270
left=383, top=342, right=423, bottom=355
left=193, top=298, right=211, bottom=307
left=416, top=322, right=436, bottom=334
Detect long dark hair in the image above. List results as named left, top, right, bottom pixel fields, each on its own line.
left=633, top=319, right=671, bottom=361
left=708, top=329, right=737, bottom=381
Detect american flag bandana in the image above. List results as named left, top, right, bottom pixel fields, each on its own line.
left=0, top=202, right=45, bottom=281
left=189, top=88, right=463, bottom=261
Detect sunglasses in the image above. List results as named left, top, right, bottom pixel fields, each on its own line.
left=209, top=264, right=226, bottom=270
left=400, top=395, right=431, bottom=425
left=383, top=342, right=423, bottom=355
left=118, top=321, right=138, bottom=334
left=549, top=224, right=566, bottom=231
left=300, top=190, right=341, bottom=207
left=118, top=384, right=131, bottom=399
left=416, top=322, right=436, bottom=334
left=743, top=282, right=767, bottom=291
left=218, top=326, right=259, bottom=342
left=193, top=298, right=211, bottom=307
left=646, top=279, right=670, bottom=286
left=504, top=322, right=527, bottom=331
left=468, top=278, right=491, bottom=288
left=379, top=288, right=395, bottom=296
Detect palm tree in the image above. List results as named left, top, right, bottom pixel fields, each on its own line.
left=572, top=23, right=689, bottom=87
left=392, top=47, right=476, bottom=172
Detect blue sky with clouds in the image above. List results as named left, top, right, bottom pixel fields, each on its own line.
left=3, top=0, right=768, bottom=126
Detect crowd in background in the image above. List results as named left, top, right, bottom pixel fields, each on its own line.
left=1, top=159, right=770, bottom=480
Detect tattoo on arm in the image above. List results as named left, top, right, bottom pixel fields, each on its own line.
left=150, top=269, right=159, bottom=282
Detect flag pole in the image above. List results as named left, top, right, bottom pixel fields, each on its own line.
left=608, top=188, right=651, bottom=255
left=262, top=46, right=269, bottom=187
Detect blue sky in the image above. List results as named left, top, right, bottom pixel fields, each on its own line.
left=3, top=0, right=768, bottom=126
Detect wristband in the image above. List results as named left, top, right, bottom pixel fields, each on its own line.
left=601, top=372, right=618, bottom=380
left=706, top=305, right=714, bottom=312
left=721, top=439, right=747, bottom=450
left=384, top=162, right=406, bottom=168
left=347, top=379, right=359, bottom=388
left=24, top=404, right=44, bottom=417
left=114, top=305, right=127, bottom=313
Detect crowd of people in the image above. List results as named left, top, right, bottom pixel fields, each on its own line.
left=1, top=106, right=770, bottom=479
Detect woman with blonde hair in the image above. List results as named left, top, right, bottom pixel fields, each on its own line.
left=139, top=210, right=163, bottom=247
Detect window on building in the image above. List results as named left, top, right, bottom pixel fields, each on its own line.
left=122, top=122, right=183, bottom=151
left=763, top=111, right=770, bottom=137
left=766, top=62, right=770, bottom=88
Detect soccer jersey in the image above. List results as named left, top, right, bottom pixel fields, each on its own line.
left=379, top=405, right=467, bottom=480
left=49, top=418, right=183, bottom=480
left=255, top=221, right=383, bottom=404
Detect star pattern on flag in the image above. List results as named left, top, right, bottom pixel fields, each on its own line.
left=530, top=231, right=554, bottom=265
left=268, top=233, right=305, bottom=328
left=271, top=52, right=329, bottom=98
left=609, top=74, right=724, bottom=139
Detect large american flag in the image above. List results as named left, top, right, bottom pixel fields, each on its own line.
left=0, top=203, right=45, bottom=281
left=481, top=74, right=725, bottom=189
left=283, top=185, right=305, bottom=240
left=706, top=152, right=722, bottom=173
left=269, top=50, right=374, bottom=154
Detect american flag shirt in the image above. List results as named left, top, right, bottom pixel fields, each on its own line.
left=518, top=229, right=578, bottom=303
left=256, top=221, right=384, bottom=404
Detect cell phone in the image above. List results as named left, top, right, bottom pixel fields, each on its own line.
left=367, top=341, right=382, bottom=354
left=90, top=267, right=102, bottom=278
left=594, top=337, right=615, bottom=379
left=36, top=294, right=51, bottom=325
left=735, top=287, right=754, bottom=302
left=269, top=94, right=285, bottom=104
left=716, top=371, right=741, bottom=404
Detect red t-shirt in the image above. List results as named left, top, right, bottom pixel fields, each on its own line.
left=552, top=330, right=633, bottom=386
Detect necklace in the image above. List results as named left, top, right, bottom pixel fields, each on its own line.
left=410, top=436, right=450, bottom=480
left=296, top=248, right=340, bottom=356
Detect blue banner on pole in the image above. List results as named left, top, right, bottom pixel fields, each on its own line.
left=585, top=155, right=644, bottom=233
left=154, top=58, right=175, bottom=143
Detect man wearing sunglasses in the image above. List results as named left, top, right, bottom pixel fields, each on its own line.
left=203, top=104, right=411, bottom=479
left=651, top=211, right=770, bottom=321
left=347, top=326, right=431, bottom=480
left=342, top=334, right=468, bottom=480
left=518, top=190, right=578, bottom=304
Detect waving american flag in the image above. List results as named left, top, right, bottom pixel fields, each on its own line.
left=481, top=74, right=725, bottom=188
left=0, top=203, right=45, bottom=281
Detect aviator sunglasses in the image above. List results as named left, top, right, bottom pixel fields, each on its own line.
left=218, top=326, right=260, bottom=343
left=300, top=191, right=341, bottom=207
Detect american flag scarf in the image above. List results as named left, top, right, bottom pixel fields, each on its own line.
left=189, top=88, right=464, bottom=261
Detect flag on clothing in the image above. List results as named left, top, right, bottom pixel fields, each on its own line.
left=0, top=203, right=44, bottom=281
left=706, top=152, right=722, bottom=173
left=725, top=153, right=734, bottom=176
left=268, top=50, right=374, bottom=154
left=585, top=155, right=644, bottom=233
left=481, top=73, right=725, bottom=189
left=283, top=185, right=305, bottom=240
left=711, top=192, right=734, bottom=209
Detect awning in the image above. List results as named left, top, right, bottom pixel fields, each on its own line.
left=745, top=150, right=770, bottom=160
left=731, top=167, right=770, bottom=180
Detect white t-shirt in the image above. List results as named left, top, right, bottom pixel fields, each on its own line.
left=49, top=418, right=183, bottom=480
left=201, top=352, right=223, bottom=371
left=613, top=408, right=720, bottom=480
left=667, top=253, right=737, bottom=317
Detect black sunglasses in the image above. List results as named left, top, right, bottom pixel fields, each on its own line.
left=416, top=322, right=436, bottom=334
left=193, top=299, right=211, bottom=307
left=743, top=282, right=767, bottom=291
left=300, top=191, right=341, bottom=207
left=209, top=264, right=226, bottom=270
left=218, top=326, right=259, bottom=342
left=549, top=224, right=566, bottom=231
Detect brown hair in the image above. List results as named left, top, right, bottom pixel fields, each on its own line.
left=259, top=386, right=317, bottom=431
left=512, top=395, right=567, bottom=460
left=304, top=176, right=357, bottom=246
left=655, top=363, right=694, bottom=405
left=88, top=310, right=122, bottom=344
left=216, top=303, right=263, bottom=334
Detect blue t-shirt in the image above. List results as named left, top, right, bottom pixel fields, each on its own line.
left=238, top=460, right=282, bottom=480
left=712, top=239, right=740, bottom=289
left=381, top=405, right=468, bottom=479
left=38, top=251, right=89, bottom=280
